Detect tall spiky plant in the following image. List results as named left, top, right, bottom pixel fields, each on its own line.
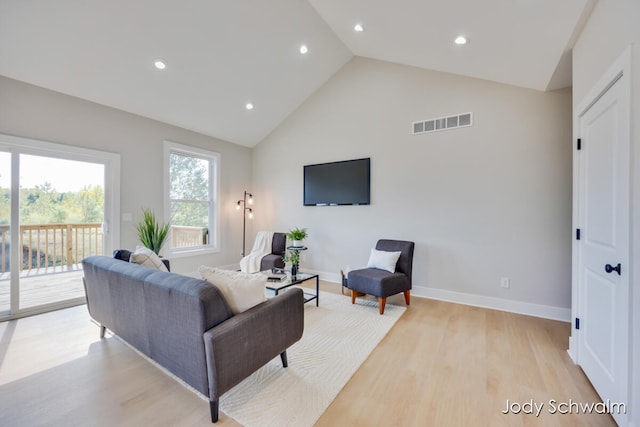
left=136, top=208, right=170, bottom=255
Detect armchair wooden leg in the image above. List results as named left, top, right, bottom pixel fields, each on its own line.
left=280, top=351, right=288, bottom=368
left=378, top=297, right=387, bottom=315
left=403, top=290, right=411, bottom=306
left=99, top=325, right=106, bottom=339
left=351, top=289, right=357, bottom=304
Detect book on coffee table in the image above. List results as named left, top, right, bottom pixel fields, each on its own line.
left=266, top=272, right=287, bottom=281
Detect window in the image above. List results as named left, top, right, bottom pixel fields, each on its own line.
left=164, top=142, right=219, bottom=255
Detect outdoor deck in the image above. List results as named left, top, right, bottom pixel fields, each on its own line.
left=0, top=267, right=85, bottom=312
left=0, top=222, right=208, bottom=315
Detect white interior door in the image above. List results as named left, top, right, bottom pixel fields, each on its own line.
left=576, top=65, right=629, bottom=425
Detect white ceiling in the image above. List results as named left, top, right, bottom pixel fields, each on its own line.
left=0, top=0, right=593, bottom=147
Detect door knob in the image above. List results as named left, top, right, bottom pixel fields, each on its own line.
left=605, top=263, right=621, bottom=275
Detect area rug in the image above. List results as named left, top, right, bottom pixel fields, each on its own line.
left=218, top=290, right=405, bottom=427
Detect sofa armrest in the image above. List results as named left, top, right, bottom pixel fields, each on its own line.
left=203, top=287, right=304, bottom=401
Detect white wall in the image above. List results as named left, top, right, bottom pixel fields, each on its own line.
left=0, top=75, right=252, bottom=273
left=252, top=57, right=572, bottom=317
left=572, top=0, right=640, bottom=425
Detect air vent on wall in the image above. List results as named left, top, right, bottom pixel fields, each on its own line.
left=412, top=112, right=473, bottom=135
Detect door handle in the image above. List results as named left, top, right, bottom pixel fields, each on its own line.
left=605, top=263, right=621, bottom=275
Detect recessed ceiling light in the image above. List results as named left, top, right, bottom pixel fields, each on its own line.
left=245, top=103, right=254, bottom=110
left=354, top=24, right=364, bottom=32
left=454, top=35, right=468, bottom=45
left=299, top=45, right=308, bottom=54
left=154, top=59, right=167, bottom=70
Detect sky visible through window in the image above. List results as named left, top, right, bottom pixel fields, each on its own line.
left=0, top=154, right=103, bottom=191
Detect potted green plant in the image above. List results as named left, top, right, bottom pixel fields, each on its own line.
left=282, top=248, right=301, bottom=277
left=136, top=208, right=171, bottom=255
left=286, top=227, right=308, bottom=247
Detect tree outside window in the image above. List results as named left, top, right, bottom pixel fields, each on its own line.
left=166, top=143, right=219, bottom=252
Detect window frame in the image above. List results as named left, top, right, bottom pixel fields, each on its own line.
left=164, top=141, right=220, bottom=257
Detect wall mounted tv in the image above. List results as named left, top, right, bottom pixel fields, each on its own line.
left=303, top=158, right=370, bottom=206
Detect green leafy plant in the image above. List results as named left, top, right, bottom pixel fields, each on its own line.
left=282, top=249, right=300, bottom=266
left=286, top=227, right=308, bottom=241
left=136, top=208, right=170, bottom=255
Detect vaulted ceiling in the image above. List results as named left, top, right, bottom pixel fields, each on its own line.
left=0, top=0, right=594, bottom=147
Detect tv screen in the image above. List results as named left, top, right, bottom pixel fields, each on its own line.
left=303, top=158, right=370, bottom=206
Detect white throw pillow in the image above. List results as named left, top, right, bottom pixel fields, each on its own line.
left=129, top=245, right=169, bottom=272
left=199, top=266, right=266, bottom=314
left=367, top=248, right=402, bottom=273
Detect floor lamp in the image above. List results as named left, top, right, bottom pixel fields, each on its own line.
left=236, top=190, right=254, bottom=257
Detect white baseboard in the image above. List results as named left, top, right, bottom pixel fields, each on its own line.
left=309, top=269, right=571, bottom=322
left=567, top=336, right=577, bottom=363
left=412, top=285, right=571, bottom=322
left=308, top=269, right=342, bottom=284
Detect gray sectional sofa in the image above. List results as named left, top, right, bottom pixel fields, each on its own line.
left=82, top=256, right=304, bottom=423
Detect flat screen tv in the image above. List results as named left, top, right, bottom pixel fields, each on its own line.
left=303, top=158, right=370, bottom=206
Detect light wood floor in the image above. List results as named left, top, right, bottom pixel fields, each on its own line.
left=0, top=280, right=614, bottom=427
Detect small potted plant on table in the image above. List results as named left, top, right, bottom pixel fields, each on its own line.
left=284, top=227, right=308, bottom=277
left=283, top=249, right=301, bottom=277
left=286, top=227, right=308, bottom=247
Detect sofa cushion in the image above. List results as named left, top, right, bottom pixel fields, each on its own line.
left=348, top=268, right=410, bottom=298
left=199, top=266, right=266, bottom=314
left=367, top=248, right=401, bottom=273
left=129, top=245, right=169, bottom=272
left=113, top=249, right=133, bottom=262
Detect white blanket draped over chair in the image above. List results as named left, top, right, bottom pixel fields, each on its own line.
left=240, top=231, right=274, bottom=273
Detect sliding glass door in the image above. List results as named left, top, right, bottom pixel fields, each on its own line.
left=0, top=151, right=11, bottom=315
left=0, top=135, right=120, bottom=320
left=18, top=154, right=106, bottom=309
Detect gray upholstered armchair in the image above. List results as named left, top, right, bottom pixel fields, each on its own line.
left=259, top=232, right=287, bottom=271
left=347, top=239, right=415, bottom=315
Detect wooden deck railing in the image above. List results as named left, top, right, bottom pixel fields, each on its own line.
left=171, top=225, right=209, bottom=248
left=0, top=223, right=210, bottom=274
left=0, top=223, right=104, bottom=273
